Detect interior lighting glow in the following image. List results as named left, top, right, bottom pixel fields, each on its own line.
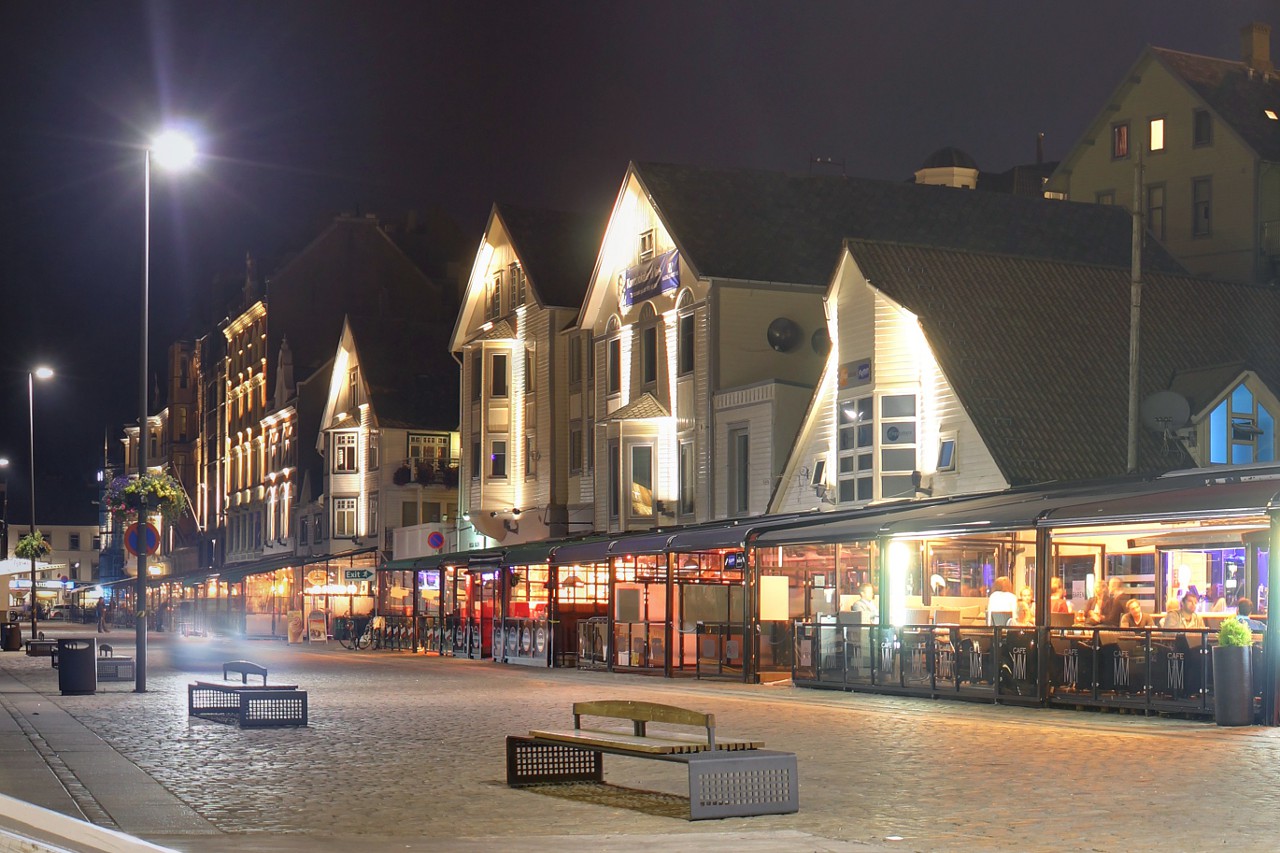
left=888, top=541, right=910, bottom=626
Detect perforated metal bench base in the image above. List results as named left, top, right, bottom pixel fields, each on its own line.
left=188, top=682, right=308, bottom=727
left=505, top=736, right=798, bottom=820
left=97, top=657, right=135, bottom=681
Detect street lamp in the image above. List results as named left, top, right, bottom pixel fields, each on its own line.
left=138, top=128, right=196, bottom=693
left=0, top=457, right=9, bottom=561
left=28, top=366, right=53, bottom=641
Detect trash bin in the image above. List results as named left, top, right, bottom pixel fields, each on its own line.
left=56, top=638, right=96, bottom=695
left=1, top=622, right=20, bottom=652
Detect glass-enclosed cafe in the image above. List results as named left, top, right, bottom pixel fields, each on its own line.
left=781, top=472, right=1280, bottom=720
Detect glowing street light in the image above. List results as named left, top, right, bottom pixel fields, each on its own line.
left=137, top=128, right=196, bottom=692
left=0, top=457, right=9, bottom=561
left=28, top=366, right=53, bottom=640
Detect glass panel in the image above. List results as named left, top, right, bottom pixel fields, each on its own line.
left=631, top=445, right=653, bottom=516
left=1260, top=406, right=1275, bottom=463
left=882, top=395, right=916, bottom=418
left=881, top=475, right=915, bottom=499
left=1232, top=384, right=1253, bottom=412
left=1210, top=401, right=1227, bottom=464
left=881, top=448, right=915, bottom=471
left=1232, top=442, right=1254, bottom=465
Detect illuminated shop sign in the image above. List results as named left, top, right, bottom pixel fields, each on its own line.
left=621, top=248, right=679, bottom=307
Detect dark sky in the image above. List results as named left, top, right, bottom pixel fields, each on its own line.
left=0, top=0, right=1272, bottom=523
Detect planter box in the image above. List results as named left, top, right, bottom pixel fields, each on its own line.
left=1212, top=644, right=1254, bottom=726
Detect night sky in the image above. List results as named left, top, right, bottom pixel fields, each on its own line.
left=0, top=0, right=1271, bottom=524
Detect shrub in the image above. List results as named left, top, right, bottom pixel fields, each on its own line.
left=1217, top=616, right=1254, bottom=648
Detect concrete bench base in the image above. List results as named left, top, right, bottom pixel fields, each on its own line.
left=505, top=735, right=798, bottom=820
left=188, top=682, right=307, bottom=728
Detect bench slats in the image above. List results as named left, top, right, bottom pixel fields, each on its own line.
left=530, top=728, right=705, bottom=754
left=572, top=700, right=713, bottom=730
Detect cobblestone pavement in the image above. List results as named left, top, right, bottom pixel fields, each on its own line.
left=3, top=630, right=1280, bottom=852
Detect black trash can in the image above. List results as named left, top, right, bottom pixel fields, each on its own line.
left=1, top=622, right=21, bottom=652
left=56, top=638, right=96, bottom=695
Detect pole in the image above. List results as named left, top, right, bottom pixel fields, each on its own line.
left=136, top=149, right=150, bottom=692
left=28, top=373, right=38, bottom=641
left=1127, top=157, right=1143, bottom=474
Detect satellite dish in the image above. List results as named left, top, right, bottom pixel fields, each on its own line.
left=811, top=328, right=831, bottom=355
left=767, top=317, right=801, bottom=352
left=1140, top=391, right=1191, bottom=432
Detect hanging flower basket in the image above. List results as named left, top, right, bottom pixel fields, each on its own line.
left=392, top=464, right=413, bottom=486
left=104, top=473, right=188, bottom=523
left=14, top=531, right=51, bottom=561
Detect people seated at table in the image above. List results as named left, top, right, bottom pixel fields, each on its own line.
left=1017, top=586, right=1033, bottom=613
left=1160, top=592, right=1205, bottom=629
left=1234, top=598, right=1267, bottom=632
left=987, top=577, right=1017, bottom=625
left=1083, top=577, right=1129, bottom=626
left=1008, top=600, right=1035, bottom=627
left=1119, top=598, right=1155, bottom=629
left=852, top=583, right=878, bottom=623
left=1049, top=576, right=1071, bottom=613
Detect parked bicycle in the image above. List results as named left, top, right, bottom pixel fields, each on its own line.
left=337, top=615, right=374, bottom=650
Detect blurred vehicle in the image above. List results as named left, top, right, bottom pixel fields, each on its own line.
left=49, top=605, right=75, bottom=621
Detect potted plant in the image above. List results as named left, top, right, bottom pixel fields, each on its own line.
left=414, top=459, right=436, bottom=486
left=1213, top=616, right=1255, bottom=726
left=392, top=463, right=412, bottom=486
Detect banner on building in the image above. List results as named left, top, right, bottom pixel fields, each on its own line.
left=621, top=249, right=680, bottom=307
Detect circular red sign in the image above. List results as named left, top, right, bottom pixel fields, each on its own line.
left=124, top=522, right=161, bottom=556
left=427, top=531, right=445, bottom=550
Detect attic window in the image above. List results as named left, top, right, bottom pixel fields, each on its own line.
left=639, top=229, right=655, bottom=261
left=1266, top=109, right=1279, bottom=121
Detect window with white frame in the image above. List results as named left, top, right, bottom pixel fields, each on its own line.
left=728, top=428, right=749, bottom=516
left=525, top=434, right=536, bottom=477
left=608, top=441, right=621, bottom=520
left=879, top=394, right=918, bottom=499
left=837, top=396, right=874, bottom=503
left=937, top=433, right=957, bottom=472
left=348, top=366, right=360, bottom=407
left=490, top=440, right=507, bottom=479
left=333, top=498, right=357, bottom=538
left=368, top=431, right=380, bottom=470
left=607, top=337, right=621, bottom=396
left=679, top=440, right=695, bottom=516
left=511, top=263, right=526, bottom=306
left=369, top=494, right=378, bottom=541
left=630, top=444, right=654, bottom=517
left=409, top=434, right=450, bottom=468
left=639, top=303, right=658, bottom=387
left=491, top=352, right=509, bottom=398
left=639, top=229, right=655, bottom=261
left=678, top=312, right=695, bottom=376
left=333, top=433, right=358, bottom=473
left=1149, top=117, right=1165, bottom=152
left=569, top=423, right=583, bottom=474
left=488, top=271, right=503, bottom=319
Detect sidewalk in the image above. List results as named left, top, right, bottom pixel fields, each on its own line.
left=0, top=628, right=1275, bottom=852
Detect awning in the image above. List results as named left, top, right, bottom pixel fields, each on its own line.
left=607, top=530, right=678, bottom=556
left=382, top=553, right=448, bottom=571
left=1043, top=474, right=1280, bottom=528
left=501, top=541, right=562, bottom=567
left=550, top=537, right=613, bottom=565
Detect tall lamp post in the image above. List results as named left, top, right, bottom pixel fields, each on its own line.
left=137, top=129, right=196, bottom=693
left=28, top=367, right=53, bottom=641
left=0, top=458, right=9, bottom=562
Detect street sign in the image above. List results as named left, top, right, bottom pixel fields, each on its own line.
left=344, top=569, right=374, bottom=581
left=124, top=522, right=160, bottom=556
left=427, top=531, right=445, bottom=550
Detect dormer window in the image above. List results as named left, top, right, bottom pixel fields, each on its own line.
left=1209, top=382, right=1275, bottom=464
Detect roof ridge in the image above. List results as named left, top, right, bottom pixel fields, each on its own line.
left=842, top=236, right=1198, bottom=278
left=1150, top=45, right=1245, bottom=68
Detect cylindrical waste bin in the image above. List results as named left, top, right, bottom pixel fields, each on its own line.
left=56, top=638, right=96, bottom=695
left=1, top=622, right=21, bottom=652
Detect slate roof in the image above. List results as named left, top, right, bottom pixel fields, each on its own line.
left=346, top=316, right=460, bottom=431
left=1169, top=362, right=1249, bottom=416
left=844, top=240, right=1280, bottom=485
left=633, top=162, right=1185, bottom=289
left=1152, top=47, right=1280, bottom=162
left=495, top=204, right=605, bottom=309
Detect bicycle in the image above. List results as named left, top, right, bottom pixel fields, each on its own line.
left=337, top=616, right=374, bottom=650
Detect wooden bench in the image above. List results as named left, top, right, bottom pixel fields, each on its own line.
left=507, top=700, right=798, bottom=820
left=188, top=681, right=308, bottom=728
left=223, top=660, right=269, bottom=684
left=26, top=639, right=56, bottom=658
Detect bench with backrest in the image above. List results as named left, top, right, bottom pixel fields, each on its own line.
left=507, top=699, right=798, bottom=820
left=223, top=660, right=269, bottom=684
left=25, top=639, right=56, bottom=657
left=94, top=643, right=134, bottom=681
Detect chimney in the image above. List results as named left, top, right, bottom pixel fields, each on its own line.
left=1241, top=22, right=1274, bottom=73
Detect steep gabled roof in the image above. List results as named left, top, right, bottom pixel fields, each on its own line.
left=632, top=162, right=1185, bottom=289
left=1152, top=47, right=1280, bottom=162
left=346, top=316, right=459, bottom=431
left=844, top=240, right=1280, bottom=485
left=495, top=204, right=605, bottom=309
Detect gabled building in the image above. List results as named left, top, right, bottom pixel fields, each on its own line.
left=771, top=240, right=1280, bottom=515
left=452, top=204, right=603, bottom=544
left=1048, top=22, right=1280, bottom=284
left=318, top=315, right=460, bottom=559
left=576, top=161, right=1186, bottom=535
